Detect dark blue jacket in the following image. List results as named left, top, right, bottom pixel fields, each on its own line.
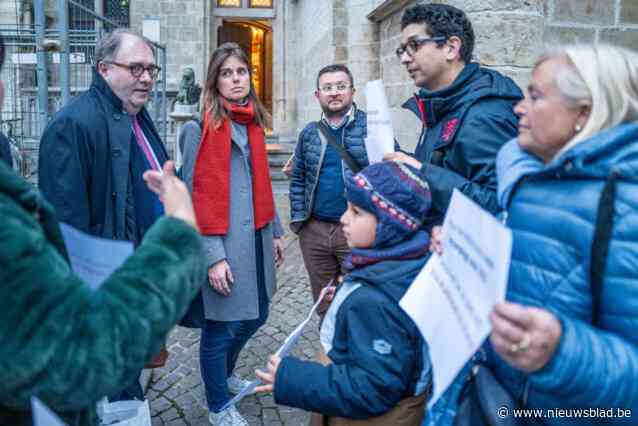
left=274, top=233, right=431, bottom=418
left=38, top=70, right=167, bottom=243
left=403, top=63, right=522, bottom=223
left=289, top=107, right=368, bottom=232
left=486, top=125, right=638, bottom=424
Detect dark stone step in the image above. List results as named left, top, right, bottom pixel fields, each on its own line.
left=266, top=143, right=294, bottom=155
left=269, top=157, right=289, bottom=167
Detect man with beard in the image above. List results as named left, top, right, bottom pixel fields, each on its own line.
left=289, top=64, right=368, bottom=319
left=38, top=29, right=168, bottom=401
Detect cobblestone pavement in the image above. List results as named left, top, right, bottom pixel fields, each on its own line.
left=147, top=194, right=320, bottom=426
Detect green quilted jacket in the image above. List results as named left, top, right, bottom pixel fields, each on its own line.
left=0, top=161, right=206, bottom=425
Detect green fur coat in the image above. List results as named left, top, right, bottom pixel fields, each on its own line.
left=0, top=161, right=206, bottom=425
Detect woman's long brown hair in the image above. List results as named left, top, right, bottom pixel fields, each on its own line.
left=200, top=42, right=270, bottom=130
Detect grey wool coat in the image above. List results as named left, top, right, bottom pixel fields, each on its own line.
left=180, top=119, right=284, bottom=322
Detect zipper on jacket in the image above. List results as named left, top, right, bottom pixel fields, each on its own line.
left=502, top=175, right=531, bottom=225
left=338, top=124, right=349, bottom=178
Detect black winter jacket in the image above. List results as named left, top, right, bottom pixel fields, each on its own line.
left=38, top=70, right=167, bottom=242
left=403, top=63, right=522, bottom=222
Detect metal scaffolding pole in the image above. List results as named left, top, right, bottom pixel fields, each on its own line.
left=34, top=0, right=49, bottom=135
left=161, top=49, right=167, bottom=144
left=94, top=0, right=104, bottom=38
left=153, top=49, right=160, bottom=124
left=57, top=0, right=71, bottom=106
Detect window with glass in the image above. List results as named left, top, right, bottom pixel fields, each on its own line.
left=218, top=0, right=241, bottom=7
left=249, top=0, right=273, bottom=7
left=105, top=0, right=130, bottom=27
left=217, top=0, right=273, bottom=8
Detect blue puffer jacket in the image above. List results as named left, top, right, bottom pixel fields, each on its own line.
left=289, top=107, right=368, bottom=232
left=403, top=63, right=522, bottom=223
left=487, top=123, right=638, bottom=424
left=274, top=233, right=432, bottom=418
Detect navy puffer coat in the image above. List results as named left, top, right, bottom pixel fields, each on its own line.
left=289, top=107, right=367, bottom=232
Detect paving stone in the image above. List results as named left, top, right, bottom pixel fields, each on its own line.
left=164, top=385, right=186, bottom=400
left=146, top=389, right=160, bottom=401
left=175, top=365, right=193, bottom=377
left=165, top=419, right=188, bottom=426
left=169, top=345, right=184, bottom=355
left=152, top=378, right=173, bottom=392
left=245, top=414, right=261, bottom=426
left=279, top=406, right=310, bottom=425
left=158, top=359, right=180, bottom=375
left=263, top=407, right=280, bottom=422
left=151, top=396, right=173, bottom=414
left=238, top=401, right=262, bottom=416
left=263, top=326, right=278, bottom=336
left=258, top=395, right=277, bottom=409
left=175, top=391, right=198, bottom=407
left=159, top=407, right=180, bottom=423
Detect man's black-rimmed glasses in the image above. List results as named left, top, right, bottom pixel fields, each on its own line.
left=104, top=61, right=161, bottom=80
left=395, top=36, right=447, bottom=59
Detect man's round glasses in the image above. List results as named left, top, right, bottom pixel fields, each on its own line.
left=395, top=36, right=447, bottom=59
left=104, top=61, right=161, bottom=80
left=318, top=83, right=352, bottom=94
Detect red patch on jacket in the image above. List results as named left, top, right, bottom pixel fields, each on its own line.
left=441, top=118, right=459, bottom=143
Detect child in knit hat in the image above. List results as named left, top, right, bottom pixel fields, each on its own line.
left=256, top=160, right=433, bottom=424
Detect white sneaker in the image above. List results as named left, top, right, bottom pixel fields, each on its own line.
left=209, top=406, right=248, bottom=426
left=227, top=375, right=254, bottom=395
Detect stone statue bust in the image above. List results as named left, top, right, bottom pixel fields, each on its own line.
left=173, top=67, right=201, bottom=108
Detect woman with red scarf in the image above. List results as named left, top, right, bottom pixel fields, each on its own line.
left=180, top=42, right=284, bottom=426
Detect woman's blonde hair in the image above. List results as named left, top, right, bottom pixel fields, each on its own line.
left=200, top=42, right=270, bottom=129
left=535, top=44, right=638, bottom=158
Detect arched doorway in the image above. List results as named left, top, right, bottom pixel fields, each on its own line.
left=218, top=20, right=273, bottom=122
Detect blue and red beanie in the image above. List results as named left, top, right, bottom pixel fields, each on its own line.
left=344, top=160, right=432, bottom=248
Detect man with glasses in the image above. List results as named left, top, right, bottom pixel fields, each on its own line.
left=385, top=3, right=522, bottom=221
left=289, top=64, right=368, bottom=320
left=38, top=29, right=167, bottom=401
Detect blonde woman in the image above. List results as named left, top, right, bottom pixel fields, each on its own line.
left=479, top=45, right=638, bottom=424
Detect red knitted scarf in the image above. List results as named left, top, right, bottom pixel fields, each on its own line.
left=192, top=100, right=275, bottom=235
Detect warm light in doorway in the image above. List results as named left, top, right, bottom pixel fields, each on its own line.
left=250, top=26, right=265, bottom=97
left=217, top=0, right=241, bottom=7
left=249, top=0, right=273, bottom=7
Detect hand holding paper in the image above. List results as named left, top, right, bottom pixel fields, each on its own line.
left=254, top=354, right=281, bottom=393
left=489, top=301, right=562, bottom=373
left=400, top=190, right=512, bottom=408
left=220, top=285, right=333, bottom=409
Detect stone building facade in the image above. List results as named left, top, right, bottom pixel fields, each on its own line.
left=283, top=0, right=638, bottom=149
left=2, top=0, right=638, bottom=152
